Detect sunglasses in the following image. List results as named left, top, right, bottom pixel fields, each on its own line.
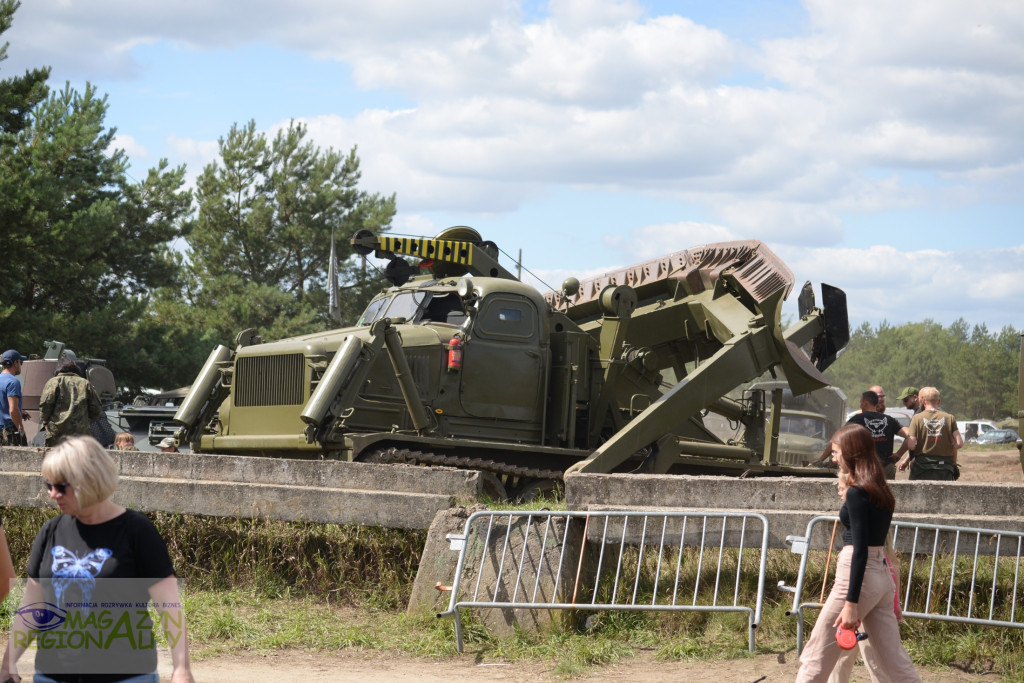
left=44, top=481, right=70, bottom=495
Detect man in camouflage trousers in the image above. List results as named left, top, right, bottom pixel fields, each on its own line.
left=39, top=358, right=102, bottom=447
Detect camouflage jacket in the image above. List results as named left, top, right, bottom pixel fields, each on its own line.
left=39, top=372, right=102, bottom=445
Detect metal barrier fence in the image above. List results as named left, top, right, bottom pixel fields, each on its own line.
left=437, top=510, right=770, bottom=652
left=781, top=515, right=1024, bottom=652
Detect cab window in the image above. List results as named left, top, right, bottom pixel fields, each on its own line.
left=474, top=295, right=537, bottom=341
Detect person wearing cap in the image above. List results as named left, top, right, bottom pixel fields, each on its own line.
left=159, top=437, right=180, bottom=453
left=896, top=386, right=921, bottom=415
left=38, top=358, right=102, bottom=447
left=0, top=349, right=30, bottom=446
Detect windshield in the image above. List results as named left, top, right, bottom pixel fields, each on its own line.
left=359, top=290, right=459, bottom=326
left=384, top=291, right=428, bottom=321
left=780, top=415, right=827, bottom=440
left=358, top=296, right=390, bottom=326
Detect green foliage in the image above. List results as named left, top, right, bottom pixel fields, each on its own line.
left=0, top=74, right=193, bottom=391
left=164, top=120, right=396, bottom=347
left=0, top=0, right=49, bottom=137
left=2, top=7, right=396, bottom=392
left=826, top=319, right=1021, bottom=419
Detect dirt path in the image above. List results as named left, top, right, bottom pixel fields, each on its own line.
left=178, top=647, right=998, bottom=682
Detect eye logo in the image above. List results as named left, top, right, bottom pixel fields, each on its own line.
left=17, top=602, right=67, bottom=631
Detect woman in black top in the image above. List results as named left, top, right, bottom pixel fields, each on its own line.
left=0, top=436, right=193, bottom=683
left=796, top=424, right=920, bottom=682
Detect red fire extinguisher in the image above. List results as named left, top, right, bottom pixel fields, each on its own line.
left=447, top=337, right=463, bottom=372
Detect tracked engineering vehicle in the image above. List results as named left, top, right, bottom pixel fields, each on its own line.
left=173, top=228, right=849, bottom=498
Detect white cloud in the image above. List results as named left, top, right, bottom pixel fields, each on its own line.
left=390, top=214, right=438, bottom=237
left=164, top=135, right=221, bottom=186
left=111, top=134, right=149, bottom=160
left=4, top=0, right=1023, bottom=300
left=774, top=243, right=1024, bottom=328
left=604, top=221, right=740, bottom=260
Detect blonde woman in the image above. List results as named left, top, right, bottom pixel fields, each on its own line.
left=0, top=436, right=193, bottom=683
left=113, top=432, right=137, bottom=451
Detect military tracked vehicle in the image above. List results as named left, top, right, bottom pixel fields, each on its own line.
left=173, top=227, right=849, bottom=498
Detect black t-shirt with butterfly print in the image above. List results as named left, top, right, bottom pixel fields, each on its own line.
left=25, top=510, right=175, bottom=682
left=847, top=411, right=903, bottom=464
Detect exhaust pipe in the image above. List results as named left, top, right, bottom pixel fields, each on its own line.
left=174, top=345, right=231, bottom=429
left=300, top=335, right=363, bottom=428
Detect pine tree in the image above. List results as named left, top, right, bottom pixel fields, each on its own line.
left=0, top=81, right=193, bottom=390
left=175, top=120, right=396, bottom=344
left=0, top=0, right=49, bottom=136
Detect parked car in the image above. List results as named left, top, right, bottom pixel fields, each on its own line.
left=957, top=420, right=1000, bottom=443
left=974, top=428, right=1020, bottom=445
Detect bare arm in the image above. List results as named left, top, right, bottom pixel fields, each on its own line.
left=898, top=432, right=918, bottom=471
left=0, top=526, right=14, bottom=603
left=893, top=426, right=911, bottom=458
left=1, top=577, right=44, bottom=682
left=148, top=576, right=194, bottom=683
left=6, top=396, right=23, bottom=432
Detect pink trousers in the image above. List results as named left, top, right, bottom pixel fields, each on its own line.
left=795, top=546, right=920, bottom=683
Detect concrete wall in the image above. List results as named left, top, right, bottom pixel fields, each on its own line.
left=0, top=446, right=482, bottom=530
left=564, top=473, right=1024, bottom=549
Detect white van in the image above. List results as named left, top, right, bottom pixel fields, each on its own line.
left=957, top=420, right=998, bottom=442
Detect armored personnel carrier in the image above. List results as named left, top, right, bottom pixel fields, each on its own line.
left=173, top=227, right=849, bottom=498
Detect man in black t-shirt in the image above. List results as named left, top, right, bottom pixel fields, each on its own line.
left=846, top=390, right=908, bottom=480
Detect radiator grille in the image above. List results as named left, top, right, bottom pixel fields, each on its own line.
left=235, top=353, right=305, bottom=407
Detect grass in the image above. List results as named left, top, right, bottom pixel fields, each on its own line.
left=3, top=506, right=1024, bottom=680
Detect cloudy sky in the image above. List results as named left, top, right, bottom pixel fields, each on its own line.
left=4, top=0, right=1023, bottom=332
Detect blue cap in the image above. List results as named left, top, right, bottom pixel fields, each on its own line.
left=1, top=349, right=27, bottom=365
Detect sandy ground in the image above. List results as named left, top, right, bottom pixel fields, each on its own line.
left=940, top=446, right=1023, bottom=484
